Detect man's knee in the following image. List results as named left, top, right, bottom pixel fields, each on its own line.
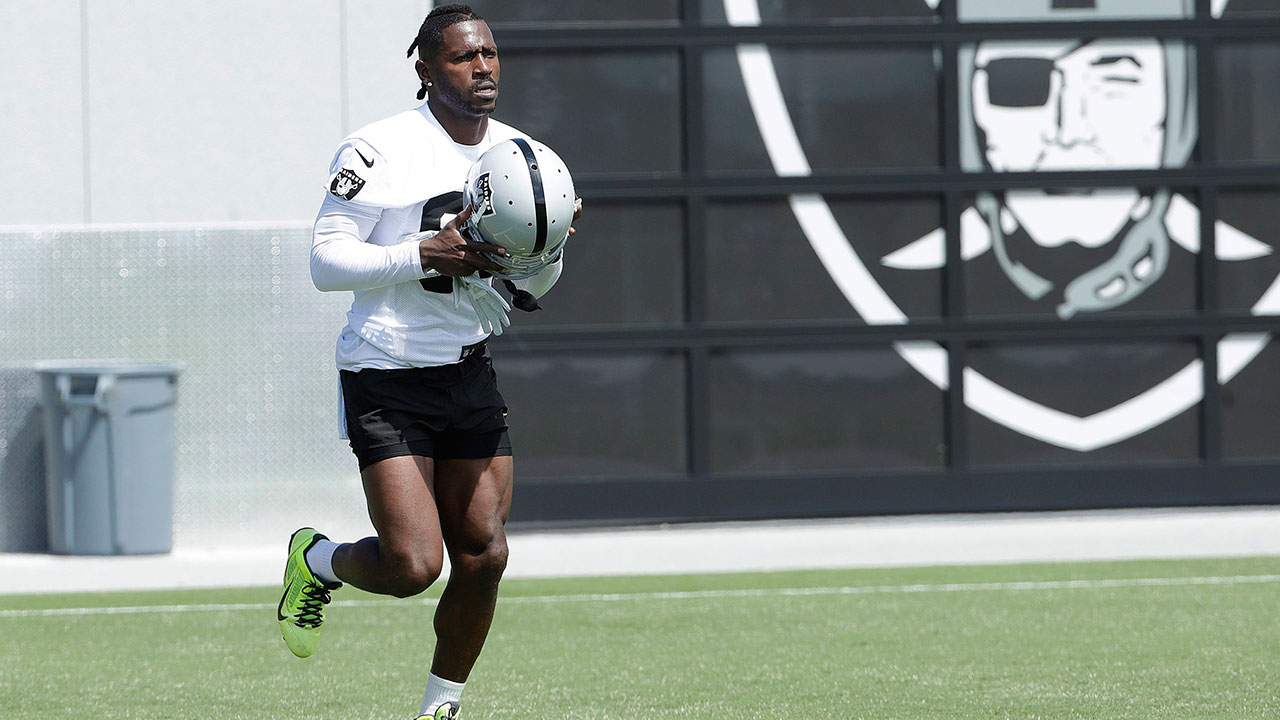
left=452, top=533, right=509, bottom=584
left=384, top=546, right=443, bottom=598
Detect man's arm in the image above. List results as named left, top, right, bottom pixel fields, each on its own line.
left=311, top=137, right=433, bottom=292
left=310, top=195, right=427, bottom=292
left=416, top=205, right=509, bottom=277
left=312, top=202, right=512, bottom=293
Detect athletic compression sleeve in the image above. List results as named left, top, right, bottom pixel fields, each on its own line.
left=311, top=194, right=427, bottom=292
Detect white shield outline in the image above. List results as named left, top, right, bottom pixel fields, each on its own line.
left=724, top=0, right=1279, bottom=451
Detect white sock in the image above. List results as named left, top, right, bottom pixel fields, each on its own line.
left=304, top=539, right=341, bottom=586
left=419, top=672, right=465, bottom=717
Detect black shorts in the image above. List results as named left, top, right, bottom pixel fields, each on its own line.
left=340, top=345, right=512, bottom=470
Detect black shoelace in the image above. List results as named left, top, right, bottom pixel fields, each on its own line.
left=295, top=583, right=332, bottom=629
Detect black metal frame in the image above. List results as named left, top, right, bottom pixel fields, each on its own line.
left=490, top=2, right=1280, bottom=526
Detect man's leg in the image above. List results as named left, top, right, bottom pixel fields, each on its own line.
left=332, top=455, right=447, bottom=598
left=280, top=454, right=448, bottom=659
left=431, top=455, right=514, bottom=681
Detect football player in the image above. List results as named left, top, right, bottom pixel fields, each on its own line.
left=276, top=5, right=578, bottom=719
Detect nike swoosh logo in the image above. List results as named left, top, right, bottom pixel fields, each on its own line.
left=354, top=148, right=374, bottom=168
left=277, top=578, right=294, bottom=621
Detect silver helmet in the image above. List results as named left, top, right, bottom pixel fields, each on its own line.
left=463, top=138, right=577, bottom=280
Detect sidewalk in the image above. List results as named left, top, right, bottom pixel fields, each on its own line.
left=4, top=506, right=1280, bottom=595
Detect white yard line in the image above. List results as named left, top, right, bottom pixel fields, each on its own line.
left=8, top=506, right=1280, bottom=595
left=5, top=573, right=1279, bottom=619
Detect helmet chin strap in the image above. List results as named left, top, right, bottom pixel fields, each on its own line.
left=500, top=279, right=541, bottom=312
left=1057, top=191, right=1172, bottom=319
left=985, top=193, right=1054, bottom=301
left=986, top=190, right=1174, bottom=319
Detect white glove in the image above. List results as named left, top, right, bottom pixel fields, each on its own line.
left=454, top=275, right=511, bottom=336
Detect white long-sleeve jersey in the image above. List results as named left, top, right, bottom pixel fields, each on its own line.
left=311, top=102, right=561, bottom=370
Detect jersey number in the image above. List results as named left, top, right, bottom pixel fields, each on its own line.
left=419, top=192, right=464, bottom=294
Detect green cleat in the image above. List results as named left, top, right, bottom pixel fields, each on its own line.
left=416, top=702, right=461, bottom=719
left=277, top=527, right=340, bottom=658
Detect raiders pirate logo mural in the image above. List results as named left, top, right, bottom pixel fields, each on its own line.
left=720, top=0, right=1278, bottom=455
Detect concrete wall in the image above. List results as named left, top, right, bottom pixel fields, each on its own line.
left=0, top=0, right=436, bottom=227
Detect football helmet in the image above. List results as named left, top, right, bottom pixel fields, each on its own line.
left=463, top=138, right=576, bottom=279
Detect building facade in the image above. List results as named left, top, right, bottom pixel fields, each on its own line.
left=1, top=0, right=1278, bottom=547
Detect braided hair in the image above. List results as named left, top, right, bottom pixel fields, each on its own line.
left=407, top=4, right=485, bottom=100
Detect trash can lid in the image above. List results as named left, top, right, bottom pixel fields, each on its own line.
left=34, top=360, right=185, bottom=377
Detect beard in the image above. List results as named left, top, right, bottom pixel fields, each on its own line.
left=434, top=77, right=495, bottom=117
left=1005, top=188, right=1145, bottom=249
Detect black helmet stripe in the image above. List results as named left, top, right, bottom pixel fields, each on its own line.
left=511, top=138, right=548, bottom=253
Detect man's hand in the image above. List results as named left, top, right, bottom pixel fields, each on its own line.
left=415, top=205, right=508, bottom=276
left=567, top=197, right=583, bottom=237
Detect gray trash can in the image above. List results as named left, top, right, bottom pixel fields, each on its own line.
left=36, top=361, right=183, bottom=555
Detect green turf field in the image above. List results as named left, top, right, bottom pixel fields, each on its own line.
left=2, top=556, right=1278, bottom=719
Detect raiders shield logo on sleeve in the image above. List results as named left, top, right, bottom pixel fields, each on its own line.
left=330, top=168, right=366, bottom=200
